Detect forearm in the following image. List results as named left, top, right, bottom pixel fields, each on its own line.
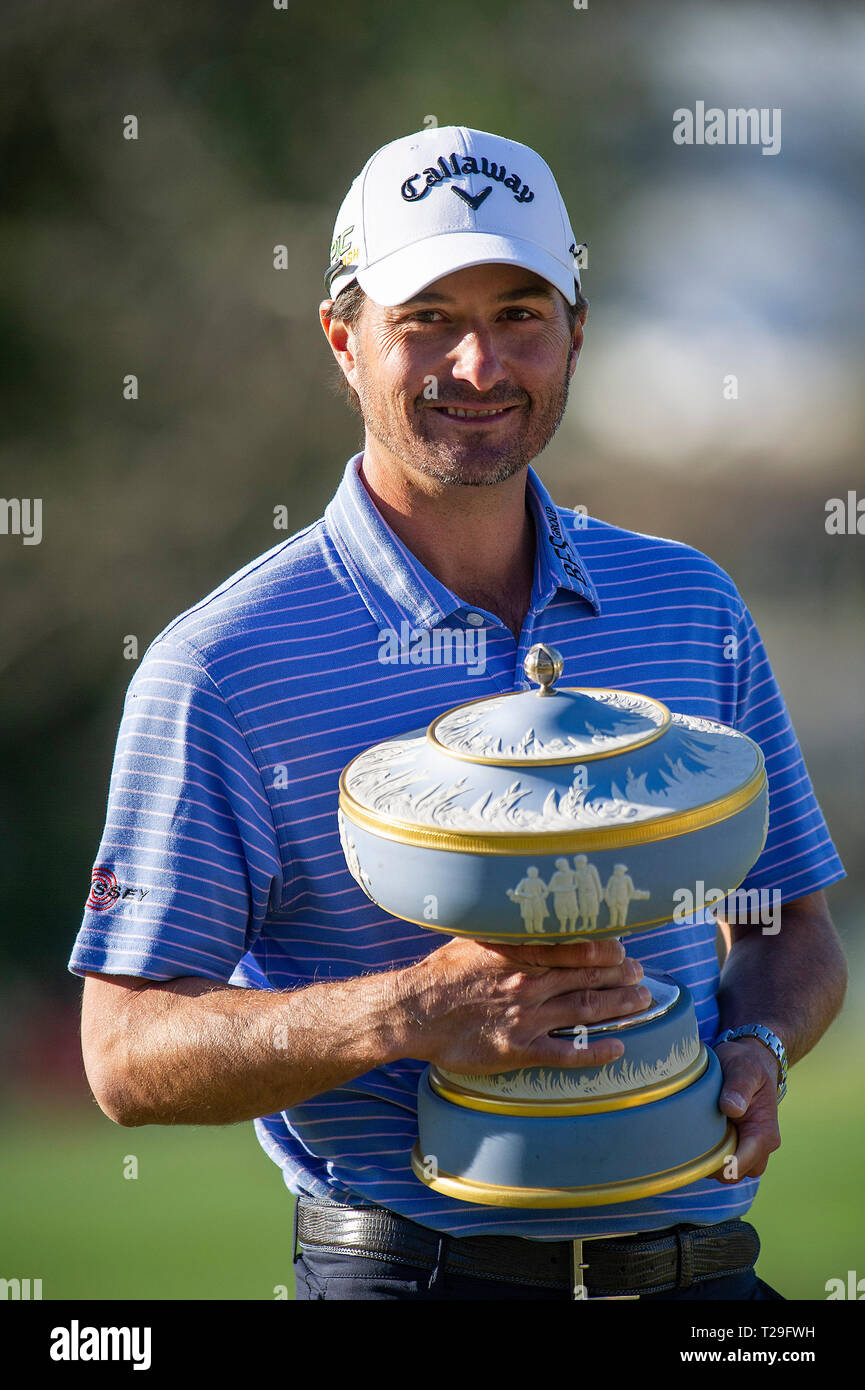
left=86, top=934, right=649, bottom=1127
left=715, top=896, right=848, bottom=1066
left=91, top=970, right=411, bottom=1126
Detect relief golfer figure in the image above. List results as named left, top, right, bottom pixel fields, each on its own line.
left=574, top=853, right=604, bottom=931
left=604, top=863, right=651, bottom=930
left=506, top=865, right=549, bottom=933
left=548, top=857, right=581, bottom=933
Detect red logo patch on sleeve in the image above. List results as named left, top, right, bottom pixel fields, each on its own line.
left=87, top=867, right=120, bottom=911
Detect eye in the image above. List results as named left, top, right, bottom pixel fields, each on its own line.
left=500, top=307, right=536, bottom=320
left=408, top=310, right=445, bottom=323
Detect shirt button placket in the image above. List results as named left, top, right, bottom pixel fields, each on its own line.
left=515, top=611, right=541, bottom=689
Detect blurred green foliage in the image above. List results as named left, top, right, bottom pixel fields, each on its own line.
left=0, top=1098, right=295, bottom=1301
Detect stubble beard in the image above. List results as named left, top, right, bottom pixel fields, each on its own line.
left=352, top=348, right=574, bottom=488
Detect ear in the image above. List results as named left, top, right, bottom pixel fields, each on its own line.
left=319, top=300, right=359, bottom=387
left=568, top=309, right=586, bottom=376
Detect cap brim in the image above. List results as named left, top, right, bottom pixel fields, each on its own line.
left=347, top=232, right=579, bottom=307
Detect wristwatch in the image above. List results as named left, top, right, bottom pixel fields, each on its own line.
left=715, top=1024, right=788, bottom=1103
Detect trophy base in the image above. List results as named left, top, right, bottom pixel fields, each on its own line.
left=412, top=1044, right=736, bottom=1208
left=410, top=1124, right=737, bottom=1208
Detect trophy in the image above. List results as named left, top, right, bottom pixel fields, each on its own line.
left=337, top=644, right=769, bottom=1207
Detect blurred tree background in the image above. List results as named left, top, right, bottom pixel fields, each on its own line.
left=1, top=0, right=862, bottom=1299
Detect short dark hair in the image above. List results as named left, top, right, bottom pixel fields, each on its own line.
left=323, top=278, right=589, bottom=416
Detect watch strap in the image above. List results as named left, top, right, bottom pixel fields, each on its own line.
left=715, top=1023, right=788, bottom=1102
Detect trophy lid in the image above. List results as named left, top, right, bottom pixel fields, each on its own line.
left=338, top=645, right=769, bottom=946
left=338, top=643, right=765, bottom=847
left=428, top=644, right=671, bottom=766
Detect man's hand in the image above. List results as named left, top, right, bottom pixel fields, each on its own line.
left=397, top=934, right=650, bottom=1075
left=713, top=1037, right=782, bottom=1182
left=709, top=889, right=848, bottom=1184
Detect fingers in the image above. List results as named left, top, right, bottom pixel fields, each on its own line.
left=711, top=1040, right=782, bottom=1182
left=467, top=982, right=651, bottom=1072
left=493, top=941, right=646, bottom=994
left=711, top=1102, right=781, bottom=1182
left=412, top=934, right=654, bottom=1074
left=495, top=938, right=627, bottom=970
left=511, top=959, right=648, bottom=1021
left=529, top=957, right=645, bottom=995
left=717, top=1039, right=776, bottom=1121
left=543, top=983, right=652, bottom=1032
left=727, top=1115, right=781, bottom=1179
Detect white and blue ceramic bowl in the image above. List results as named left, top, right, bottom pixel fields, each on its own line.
left=338, top=647, right=763, bottom=1206
left=339, top=649, right=768, bottom=942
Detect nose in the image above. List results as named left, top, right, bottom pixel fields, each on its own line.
left=447, top=325, right=507, bottom=393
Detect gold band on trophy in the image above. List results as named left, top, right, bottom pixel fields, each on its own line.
left=338, top=762, right=766, bottom=856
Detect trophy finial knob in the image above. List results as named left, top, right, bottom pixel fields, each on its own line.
left=524, top=644, right=564, bottom=696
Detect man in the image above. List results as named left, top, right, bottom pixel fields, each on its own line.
left=71, top=127, right=847, bottom=1301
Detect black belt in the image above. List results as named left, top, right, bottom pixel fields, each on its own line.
left=295, top=1198, right=760, bottom=1297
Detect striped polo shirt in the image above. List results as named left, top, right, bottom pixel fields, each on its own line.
left=69, top=451, right=845, bottom=1239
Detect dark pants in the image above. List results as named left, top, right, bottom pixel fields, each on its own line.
left=293, top=1246, right=786, bottom=1301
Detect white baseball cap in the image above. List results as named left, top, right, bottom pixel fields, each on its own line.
left=325, top=125, right=583, bottom=307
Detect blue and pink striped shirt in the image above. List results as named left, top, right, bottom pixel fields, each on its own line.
left=69, top=452, right=845, bottom=1237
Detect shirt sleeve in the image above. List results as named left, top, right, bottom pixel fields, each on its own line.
left=732, top=600, right=846, bottom=903
left=68, top=635, right=284, bottom=982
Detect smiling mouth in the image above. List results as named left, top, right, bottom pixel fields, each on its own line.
left=429, top=404, right=521, bottom=421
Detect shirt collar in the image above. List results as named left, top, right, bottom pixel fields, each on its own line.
left=324, top=451, right=600, bottom=632
left=526, top=470, right=601, bottom=616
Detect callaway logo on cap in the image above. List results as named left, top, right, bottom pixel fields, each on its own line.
left=325, top=125, right=583, bottom=307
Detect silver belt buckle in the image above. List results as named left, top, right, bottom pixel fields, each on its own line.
left=571, top=1235, right=641, bottom=1301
